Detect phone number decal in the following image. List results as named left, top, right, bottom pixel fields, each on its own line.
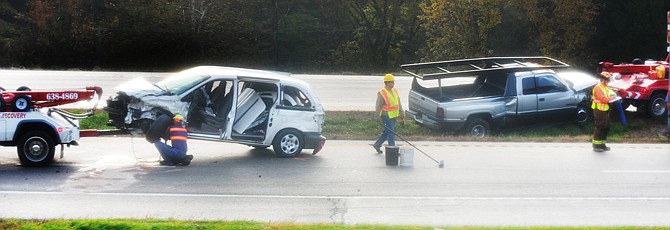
left=46, top=93, right=79, bottom=101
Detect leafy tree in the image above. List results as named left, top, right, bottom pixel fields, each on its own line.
left=509, top=0, right=599, bottom=69
left=335, top=0, right=422, bottom=73
left=418, top=0, right=502, bottom=61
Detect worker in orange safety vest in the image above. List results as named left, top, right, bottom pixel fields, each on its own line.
left=372, top=73, right=405, bottom=154
left=592, top=72, right=616, bottom=152
left=155, top=114, right=193, bottom=165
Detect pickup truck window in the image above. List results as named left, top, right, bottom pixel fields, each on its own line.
left=522, top=75, right=567, bottom=95
left=536, top=75, right=567, bottom=94
left=522, top=77, right=536, bottom=95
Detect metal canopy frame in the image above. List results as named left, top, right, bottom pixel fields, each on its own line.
left=400, top=56, right=570, bottom=80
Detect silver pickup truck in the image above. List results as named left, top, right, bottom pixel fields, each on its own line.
left=401, top=57, right=599, bottom=137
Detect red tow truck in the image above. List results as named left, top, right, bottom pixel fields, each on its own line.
left=596, top=12, right=670, bottom=120
left=597, top=57, right=668, bottom=119
left=0, top=86, right=103, bottom=166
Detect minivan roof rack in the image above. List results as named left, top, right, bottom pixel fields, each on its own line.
left=400, top=56, right=570, bottom=80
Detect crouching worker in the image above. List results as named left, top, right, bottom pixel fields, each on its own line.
left=155, top=114, right=193, bottom=166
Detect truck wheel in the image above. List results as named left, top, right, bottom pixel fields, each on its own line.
left=647, top=93, right=667, bottom=119
left=273, top=129, right=303, bottom=158
left=576, top=104, right=592, bottom=126
left=16, top=86, right=31, bottom=91
left=464, top=118, right=489, bottom=138
left=11, top=94, right=32, bottom=112
left=17, top=130, right=55, bottom=167
left=145, top=114, right=172, bottom=144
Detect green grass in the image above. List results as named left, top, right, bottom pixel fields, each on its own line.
left=79, top=111, right=116, bottom=130
left=322, top=111, right=668, bottom=143
left=2, top=219, right=670, bottom=230
left=79, top=110, right=668, bottom=143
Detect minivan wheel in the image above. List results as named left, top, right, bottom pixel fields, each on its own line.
left=273, top=129, right=303, bottom=158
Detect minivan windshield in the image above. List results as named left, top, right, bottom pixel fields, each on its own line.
left=156, top=69, right=210, bottom=95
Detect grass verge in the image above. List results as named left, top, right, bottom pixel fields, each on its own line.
left=323, top=111, right=669, bottom=143
left=2, top=219, right=670, bottom=230
left=80, top=110, right=669, bottom=143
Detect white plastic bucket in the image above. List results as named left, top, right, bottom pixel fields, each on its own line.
left=399, top=147, right=414, bottom=167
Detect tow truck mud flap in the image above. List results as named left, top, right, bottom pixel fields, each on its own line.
left=80, top=129, right=100, bottom=137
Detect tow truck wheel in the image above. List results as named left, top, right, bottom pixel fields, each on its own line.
left=16, top=86, right=31, bottom=91
left=647, top=93, right=667, bottom=119
left=17, top=130, right=55, bottom=167
left=273, top=129, right=304, bottom=158
left=11, top=94, right=32, bottom=112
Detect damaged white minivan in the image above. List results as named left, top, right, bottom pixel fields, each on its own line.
left=104, top=66, right=326, bottom=157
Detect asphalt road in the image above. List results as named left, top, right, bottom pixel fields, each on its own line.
left=1, top=137, right=669, bottom=226
left=0, top=69, right=412, bottom=111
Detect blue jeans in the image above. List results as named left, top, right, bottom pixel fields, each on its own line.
left=155, top=141, right=187, bottom=162
left=374, top=114, right=395, bottom=147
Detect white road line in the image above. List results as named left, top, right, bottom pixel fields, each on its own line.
left=1, top=191, right=669, bottom=201
left=602, top=170, right=670, bottom=173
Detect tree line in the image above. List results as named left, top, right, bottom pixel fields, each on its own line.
left=1, top=0, right=669, bottom=73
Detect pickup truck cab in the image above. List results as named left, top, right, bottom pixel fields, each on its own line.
left=401, top=57, right=598, bottom=137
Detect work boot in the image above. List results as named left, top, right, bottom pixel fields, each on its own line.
left=180, top=155, right=194, bottom=166
left=372, top=144, right=382, bottom=154
left=593, top=147, right=604, bottom=152
left=603, top=146, right=611, bottom=151
left=159, top=160, right=176, bottom=166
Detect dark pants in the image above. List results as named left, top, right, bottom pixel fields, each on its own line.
left=592, top=109, right=610, bottom=148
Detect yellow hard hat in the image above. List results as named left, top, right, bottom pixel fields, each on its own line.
left=599, top=71, right=612, bottom=79
left=384, top=73, right=395, bottom=82
left=173, top=114, right=184, bottom=122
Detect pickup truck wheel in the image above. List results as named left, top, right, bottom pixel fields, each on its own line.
left=464, top=118, right=489, bottom=138
left=273, top=129, right=303, bottom=158
left=11, top=94, right=32, bottom=112
left=17, top=131, right=55, bottom=167
left=576, top=105, right=591, bottom=126
left=647, top=93, right=667, bottom=119
left=145, top=114, right=172, bottom=144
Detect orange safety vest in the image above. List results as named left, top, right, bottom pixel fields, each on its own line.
left=169, top=126, right=188, bottom=141
left=591, top=83, right=610, bottom=111
left=379, top=87, right=400, bottom=118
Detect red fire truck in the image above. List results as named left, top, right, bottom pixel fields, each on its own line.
left=0, top=86, right=103, bottom=166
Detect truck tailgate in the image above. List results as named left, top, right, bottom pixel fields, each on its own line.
left=407, top=90, right=441, bottom=128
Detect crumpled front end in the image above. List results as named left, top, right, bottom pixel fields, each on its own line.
left=104, top=77, right=185, bottom=130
